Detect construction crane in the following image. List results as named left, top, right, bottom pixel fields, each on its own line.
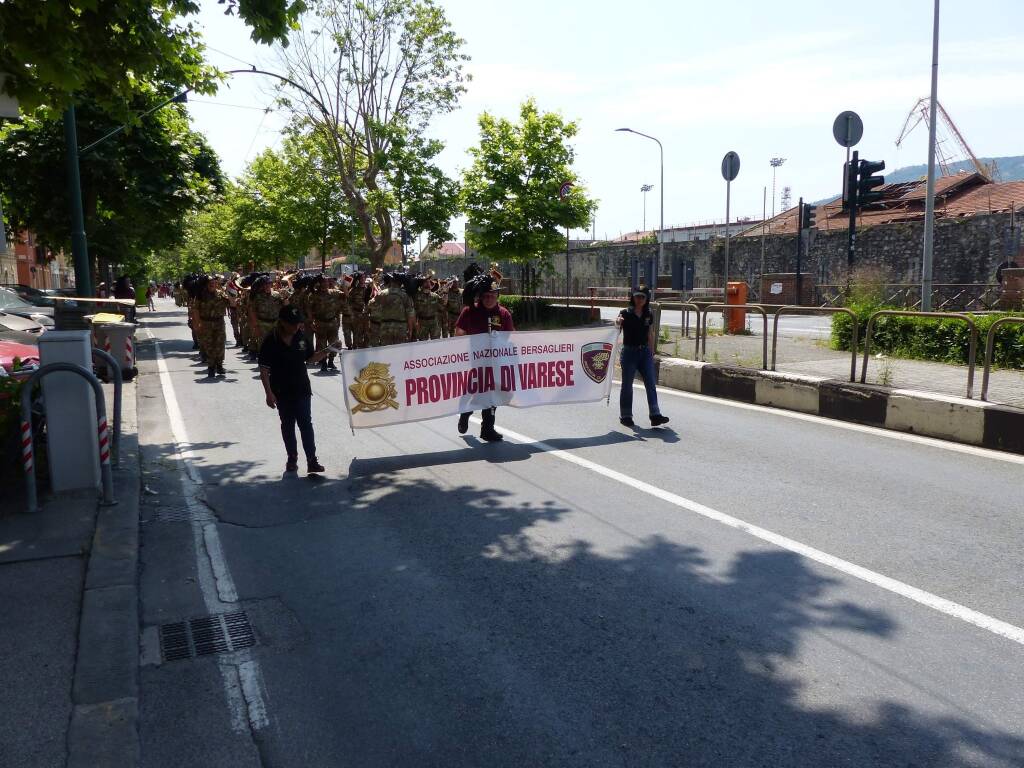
left=895, top=98, right=998, bottom=180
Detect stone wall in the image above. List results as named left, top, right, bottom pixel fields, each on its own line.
left=422, top=212, right=1022, bottom=297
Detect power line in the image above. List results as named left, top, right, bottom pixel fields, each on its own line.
left=189, top=99, right=276, bottom=111
left=205, top=46, right=256, bottom=69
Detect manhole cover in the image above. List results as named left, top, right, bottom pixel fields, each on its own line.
left=159, top=611, right=256, bottom=662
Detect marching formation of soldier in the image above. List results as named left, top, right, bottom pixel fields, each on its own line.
left=174, top=266, right=475, bottom=379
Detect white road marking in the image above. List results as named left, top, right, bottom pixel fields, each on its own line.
left=476, top=418, right=1024, bottom=647
left=635, top=383, right=1024, bottom=466
left=153, top=339, right=270, bottom=733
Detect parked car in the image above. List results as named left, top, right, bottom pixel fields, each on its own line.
left=0, top=310, right=45, bottom=336
left=0, top=283, right=57, bottom=307
left=0, top=287, right=54, bottom=327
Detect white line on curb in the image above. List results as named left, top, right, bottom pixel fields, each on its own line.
left=153, top=338, right=271, bottom=732
left=475, top=418, right=1024, bottom=648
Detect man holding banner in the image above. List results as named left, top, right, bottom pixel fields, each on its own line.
left=454, top=274, right=515, bottom=441
left=339, top=274, right=618, bottom=437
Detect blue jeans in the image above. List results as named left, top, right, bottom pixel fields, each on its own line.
left=619, top=346, right=661, bottom=419
left=277, top=394, right=317, bottom=462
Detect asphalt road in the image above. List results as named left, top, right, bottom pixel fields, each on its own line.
left=580, top=306, right=834, bottom=338
left=135, top=302, right=1024, bottom=768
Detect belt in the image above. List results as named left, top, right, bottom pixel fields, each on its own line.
left=621, top=344, right=648, bottom=350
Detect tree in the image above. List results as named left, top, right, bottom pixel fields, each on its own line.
left=0, top=96, right=223, bottom=278
left=274, top=0, right=467, bottom=267
left=461, top=100, right=597, bottom=268
left=0, top=1, right=305, bottom=115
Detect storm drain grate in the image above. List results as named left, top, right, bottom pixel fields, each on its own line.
left=145, top=504, right=214, bottom=523
left=159, top=611, right=256, bottom=662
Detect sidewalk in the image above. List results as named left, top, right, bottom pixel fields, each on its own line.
left=0, top=379, right=141, bottom=768
left=656, top=325, right=1024, bottom=409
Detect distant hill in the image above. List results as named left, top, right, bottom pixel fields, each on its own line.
left=884, top=155, right=1024, bottom=184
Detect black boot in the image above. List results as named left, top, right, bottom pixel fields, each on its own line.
left=327, top=356, right=337, bottom=370
left=207, top=366, right=215, bottom=378
left=458, top=412, right=470, bottom=434
left=216, top=364, right=226, bottom=376
left=479, top=408, right=503, bottom=442
left=320, top=360, right=329, bottom=373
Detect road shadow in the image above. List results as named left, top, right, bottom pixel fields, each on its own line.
left=136, top=320, right=1024, bottom=767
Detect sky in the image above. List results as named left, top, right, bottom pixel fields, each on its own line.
left=185, top=0, right=1024, bottom=243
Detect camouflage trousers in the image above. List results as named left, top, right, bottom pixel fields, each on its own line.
left=197, top=319, right=226, bottom=367
left=445, top=311, right=460, bottom=338
left=314, top=321, right=339, bottom=352
left=341, top=313, right=353, bottom=348
left=376, top=321, right=409, bottom=347
left=417, top=317, right=443, bottom=341
left=228, top=307, right=241, bottom=345
left=353, top=315, right=370, bottom=348
left=254, top=320, right=275, bottom=352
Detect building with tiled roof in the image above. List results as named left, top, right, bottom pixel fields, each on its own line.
left=742, top=172, right=1024, bottom=237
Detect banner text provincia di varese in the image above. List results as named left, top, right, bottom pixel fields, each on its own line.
left=339, top=328, right=618, bottom=429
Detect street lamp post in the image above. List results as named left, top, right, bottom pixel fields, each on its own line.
left=769, top=157, right=786, bottom=218
left=617, top=128, right=664, bottom=281
left=640, top=183, right=654, bottom=234
left=65, top=91, right=189, bottom=296
left=921, top=0, right=940, bottom=311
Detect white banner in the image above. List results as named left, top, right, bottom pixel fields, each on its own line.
left=340, top=327, right=619, bottom=429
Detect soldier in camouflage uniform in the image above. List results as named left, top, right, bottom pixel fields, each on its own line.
left=251, top=277, right=283, bottom=354
left=307, top=275, right=345, bottom=372
left=195, top=275, right=236, bottom=378
left=366, top=273, right=415, bottom=346
left=339, top=276, right=354, bottom=349
left=414, top=277, right=444, bottom=340
left=444, top=279, right=462, bottom=338
left=225, top=274, right=242, bottom=347
left=347, top=274, right=371, bottom=348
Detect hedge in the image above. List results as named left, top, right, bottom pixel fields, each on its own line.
left=498, top=296, right=591, bottom=329
left=831, top=301, right=1024, bottom=368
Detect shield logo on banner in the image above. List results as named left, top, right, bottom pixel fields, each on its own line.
left=580, top=342, right=613, bottom=384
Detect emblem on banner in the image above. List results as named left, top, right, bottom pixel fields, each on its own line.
left=580, top=342, right=613, bottom=384
left=349, top=362, right=399, bottom=413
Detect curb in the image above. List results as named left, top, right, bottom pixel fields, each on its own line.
left=68, top=379, right=141, bottom=768
left=657, top=357, right=1024, bottom=455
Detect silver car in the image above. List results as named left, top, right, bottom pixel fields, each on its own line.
left=0, top=287, right=54, bottom=328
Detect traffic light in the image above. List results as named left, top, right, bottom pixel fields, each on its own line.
left=856, top=158, right=886, bottom=206
left=401, top=228, right=413, bottom=245
left=800, top=202, right=817, bottom=231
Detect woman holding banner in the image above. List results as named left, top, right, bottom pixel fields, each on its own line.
left=616, top=287, right=669, bottom=428
left=454, top=273, right=514, bottom=442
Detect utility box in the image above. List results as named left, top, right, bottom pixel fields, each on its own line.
left=38, top=331, right=100, bottom=493
left=90, top=318, right=137, bottom=380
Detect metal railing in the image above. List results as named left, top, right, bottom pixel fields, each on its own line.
left=697, top=303, right=769, bottom=369
left=860, top=310, right=979, bottom=398
left=818, top=283, right=1003, bottom=312
left=980, top=317, right=1024, bottom=401
left=20, top=362, right=116, bottom=513
left=771, top=306, right=858, bottom=382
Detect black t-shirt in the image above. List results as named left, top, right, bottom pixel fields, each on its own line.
left=258, top=329, right=315, bottom=399
left=619, top=308, right=654, bottom=347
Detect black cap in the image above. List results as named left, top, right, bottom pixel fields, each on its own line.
left=279, top=305, right=303, bottom=324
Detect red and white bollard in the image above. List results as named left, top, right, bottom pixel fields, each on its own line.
left=98, top=417, right=110, bottom=466
left=20, top=420, right=33, bottom=474
left=124, top=336, right=134, bottom=369
left=97, top=415, right=115, bottom=506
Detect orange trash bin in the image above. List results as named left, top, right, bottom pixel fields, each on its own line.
left=725, top=281, right=748, bottom=334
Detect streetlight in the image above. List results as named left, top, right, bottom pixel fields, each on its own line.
left=616, top=128, right=664, bottom=277
left=640, top=183, right=654, bottom=234
left=921, top=0, right=940, bottom=311
left=769, top=157, right=786, bottom=218
left=65, top=90, right=189, bottom=296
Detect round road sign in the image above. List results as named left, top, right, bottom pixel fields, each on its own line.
left=721, top=151, right=740, bottom=182
left=832, top=111, right=864, bottom=148
left=559, top=181, right=573, bottom=200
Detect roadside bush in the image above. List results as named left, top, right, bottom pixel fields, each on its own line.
left=831, top=301, right=1024, bottom=369
left=499, top=296, right=591, bottom=329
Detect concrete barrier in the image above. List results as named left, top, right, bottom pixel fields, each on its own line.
left=654, top=357, right=1024, bottom=455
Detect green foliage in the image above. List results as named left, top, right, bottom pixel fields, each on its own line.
left=832, top=300, right=1024, bottom=369
left=0, top=97, right=223, bottom=278
left=277, top=0, right=468, bottom=267
left=498, top=295, right=591, bottom=329
left=462, top=100, right=598, bottom=267
left=0, top=1, right=302, bottom=116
